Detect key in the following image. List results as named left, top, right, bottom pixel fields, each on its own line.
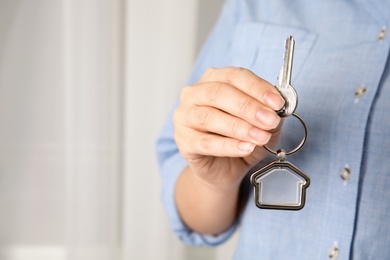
left=276, top=36, right=298, bottom=117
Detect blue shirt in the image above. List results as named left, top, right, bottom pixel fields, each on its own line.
left=156, top=0, right=390, bottom=259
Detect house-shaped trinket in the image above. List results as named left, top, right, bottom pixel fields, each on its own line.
left=250, top=160, right=310, bottom=210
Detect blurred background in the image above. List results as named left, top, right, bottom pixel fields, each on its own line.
left=0, top=0, right=243, bottom=259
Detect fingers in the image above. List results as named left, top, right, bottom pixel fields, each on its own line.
left=186, top=106, right=272, bottom=146
left=175, top=66, right=284, bottom=159
left=199, top=67, right=285, bottom=111
left=182, top=82, right=281, bottom=131
left=174, top=104, right=281, bottom=158
left=175, top=127, right=258, bottom=158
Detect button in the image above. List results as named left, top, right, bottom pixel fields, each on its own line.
left=355, top=85, right=367, bottom=99
left=328, top=246, right=339, bottom=259
left=340, top=167, right=351, bottom=181
left=378, top=27, right=387, bottom=41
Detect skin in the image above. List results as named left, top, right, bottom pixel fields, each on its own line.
left=173, top=67, right=285, bottom=235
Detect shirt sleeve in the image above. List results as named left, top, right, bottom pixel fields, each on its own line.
left=155, top=0, right=241, bottom=246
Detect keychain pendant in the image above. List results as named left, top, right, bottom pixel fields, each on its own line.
left=250, top=151, right=310, bottom=210
left=251, top=113, right=310, bottom=210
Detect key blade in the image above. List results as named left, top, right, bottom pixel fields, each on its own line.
left=278, top=66, right=284, bottom=86
left=275, top=36, right=298, bottom=117
left=280, top=36, right=295, bottom=88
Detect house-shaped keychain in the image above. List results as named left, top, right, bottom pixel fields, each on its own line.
left=250, top=36, right=310, bottom=211
left=251, top=160, right=310, bottom=210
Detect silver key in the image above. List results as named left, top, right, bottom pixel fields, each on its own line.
left=276, top=36, right=298, bottom=117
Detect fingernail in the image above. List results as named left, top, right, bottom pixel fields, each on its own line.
left=249, top=127, right=271, bottom=145
left=256, top=109, right=281, bottom=128
left=238, top=142, right=256, bottom=153
left=263, top=91, right=285, bottom=110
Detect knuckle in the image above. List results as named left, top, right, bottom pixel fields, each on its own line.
left=236, top=96, right=253, bottom=114
left=245, top=80, right=260, bottom=95
left=206, top=83, right=224, bottom=103
left=173, top=130, right=181, bottom=147
left=173, top=108, right=182, bottom=126
left=221, top=139, right=233, bottom=155
left=226, top=67, right=247, bottom=85
left=198, top=135, right=212, bottom=152
left=179, top=85, right=193, bottom=102
left=174, top=134, right=189, bottom=157
left=204, top=67, right=216, bottom=78
left=173, top=105, right=191, bottom=130
left=229, top=118, right=243, bottom=137
left=191, top=107, right=212, bottom=127
left=225, top=67, right=242, bottom=84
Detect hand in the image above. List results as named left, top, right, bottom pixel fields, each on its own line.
left=174, top=67, right=285, bottom=191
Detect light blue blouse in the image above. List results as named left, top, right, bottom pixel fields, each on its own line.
left=156, top=0, right=390, bottom=259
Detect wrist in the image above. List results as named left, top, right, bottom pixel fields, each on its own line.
left=188, top=166, right=242, bottom=195
left=175, top=166, right=241, bottom=234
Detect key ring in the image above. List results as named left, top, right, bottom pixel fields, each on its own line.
left=263, top=112, right=307, bottom=156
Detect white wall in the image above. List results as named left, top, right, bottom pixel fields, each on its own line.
left=0, top=0, right=123, bottom=259
left=0, top=0, right=237, bottom=259
left=123, top=0, right=198, bottom=259
left=0, top=0, right=67, bottom=247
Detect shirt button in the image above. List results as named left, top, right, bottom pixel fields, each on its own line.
left=340, top=167, right=351, bottom=181
left=328, top=246, right=339, bottom=259
left=355, top=85, right=367, bottom=99
left=378, top=27, right=387, bottom=41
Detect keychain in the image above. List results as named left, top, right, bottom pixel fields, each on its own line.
left=250, top=36, right=310, bottom=210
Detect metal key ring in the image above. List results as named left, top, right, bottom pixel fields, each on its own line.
left=263, top=112, right=307, bottom=156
